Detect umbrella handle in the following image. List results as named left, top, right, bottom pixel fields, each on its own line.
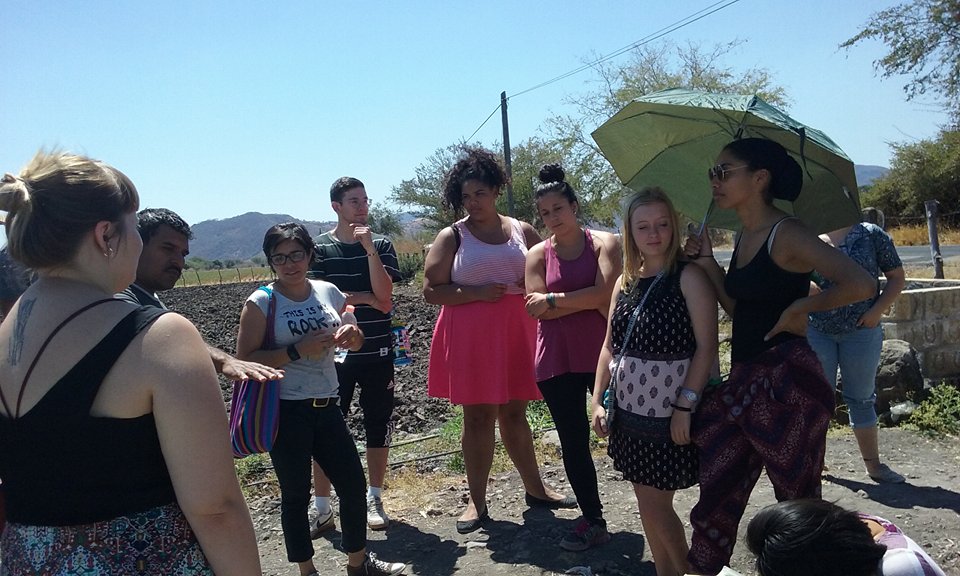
left=697, top=199, right=715, bottom=238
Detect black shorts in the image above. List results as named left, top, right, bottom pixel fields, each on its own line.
left=335, top=360, right=395, bottom=448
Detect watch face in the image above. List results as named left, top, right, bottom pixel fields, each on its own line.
left=681, top=389, right=698, bottom=402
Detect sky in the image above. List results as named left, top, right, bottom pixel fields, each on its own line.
left=1, top=0, right=951, bottom=227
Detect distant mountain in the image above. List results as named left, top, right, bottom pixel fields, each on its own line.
left=855, top=164, right=889, bottom=187
left=189, top=212, right=336, bottom=261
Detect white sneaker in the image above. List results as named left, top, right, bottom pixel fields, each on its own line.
left=366, top=494, right=389, bottom=530
left=310, top=507, right=336, bottom=539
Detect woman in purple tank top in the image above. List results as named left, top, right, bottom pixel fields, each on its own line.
left=524, top=164, right=621, bottom=551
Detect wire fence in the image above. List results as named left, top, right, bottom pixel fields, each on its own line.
left=177, top=267, right=274, bottom=287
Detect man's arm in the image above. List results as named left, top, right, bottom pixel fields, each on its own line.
left=353, top=227, right=397, bottom=314
left=206, top=344, right=284, bottom=382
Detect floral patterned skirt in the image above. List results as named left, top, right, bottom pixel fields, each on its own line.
left=0, top=502, right=212, bottom=575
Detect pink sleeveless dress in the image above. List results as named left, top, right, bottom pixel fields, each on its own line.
left=427, top=217, right=540, bottom=405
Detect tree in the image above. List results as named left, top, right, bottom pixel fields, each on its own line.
left=389, top=138, right=598, bottom=233
left=545, top=40, right=789, bottom=224
left=392, top=41, right=786, bottom=230
left=367, top=204, right=404, bottom=238
left=861, top=128, right=960, bottom=222
left=389, top=143, right=464, bottom=233
left=841, top=0, right=960, bottom=119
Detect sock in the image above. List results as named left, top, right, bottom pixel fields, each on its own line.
left=315, top=496, right=330, bottom=515
left=367, top=486, right=382, bottom=499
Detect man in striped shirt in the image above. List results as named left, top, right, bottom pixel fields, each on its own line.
left=309, top=177, right=402, bottom=533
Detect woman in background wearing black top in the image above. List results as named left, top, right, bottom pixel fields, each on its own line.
left=0, top=152, right=260, bottom=575
left=683, top=138, right=874, bottom=575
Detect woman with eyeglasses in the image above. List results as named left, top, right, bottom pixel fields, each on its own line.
left=683, top=138, right=875, bottom=575
left=236, top=223, right=405, bottom=576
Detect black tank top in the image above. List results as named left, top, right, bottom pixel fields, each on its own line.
left=0, top=306, right=177, bottom=526
left=725, top=219, right=810, bottom=363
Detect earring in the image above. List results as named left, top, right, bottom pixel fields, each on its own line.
left=104, top=246, right=114, bottom=259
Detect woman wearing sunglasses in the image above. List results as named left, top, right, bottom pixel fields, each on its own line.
left=236, top=223, right=405, bottom=576
left=683, top=138, right=874, bottom=575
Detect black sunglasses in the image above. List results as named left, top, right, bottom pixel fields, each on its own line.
left=707, top=164, right=749, bottom=181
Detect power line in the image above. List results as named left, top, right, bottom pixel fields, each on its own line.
left=509, top=0, right=742, bottom=99
left=464, top=103, right=502, bottom=144
left=459, top=0, right=742, bottom=142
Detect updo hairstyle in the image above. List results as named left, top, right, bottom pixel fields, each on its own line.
left=0, top=151, right=139, bottom=269
left=534, top=163, right=578, bottom=206
left=723, top=138, right=802, bottom=203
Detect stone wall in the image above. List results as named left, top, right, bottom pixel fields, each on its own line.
left=883, top=279, right=960, bottom=380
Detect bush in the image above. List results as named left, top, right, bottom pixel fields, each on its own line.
left=398, top=252, right=425, bottom=281
left=905, top=383, right=960, bottom=437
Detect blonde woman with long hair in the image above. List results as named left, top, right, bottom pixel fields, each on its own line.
left=592, top=188, right=718, bottom=576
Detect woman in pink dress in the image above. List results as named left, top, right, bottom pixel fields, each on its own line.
left=424, top=146, right=575, bottom=534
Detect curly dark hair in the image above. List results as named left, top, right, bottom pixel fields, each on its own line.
left=137, top=208, right=192, bottom=244
left=441, top=146, right=508, bottom=216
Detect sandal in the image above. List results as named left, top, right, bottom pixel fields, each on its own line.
left=868, top=463, right=905, bottom=484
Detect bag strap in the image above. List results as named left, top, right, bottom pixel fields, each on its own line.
left=2, top=298, right=120, bottom=419
left=258, top=285, right=277, bottom=349
left=609, top=270, right=665, bottom=393
left=449, top=224, right=462, bottom=252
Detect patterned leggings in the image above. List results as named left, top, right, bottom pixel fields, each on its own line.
left=687, top=339, right=834, bottom=575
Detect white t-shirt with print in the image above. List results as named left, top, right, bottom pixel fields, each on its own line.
left=247, top=280, right=345, bottom=401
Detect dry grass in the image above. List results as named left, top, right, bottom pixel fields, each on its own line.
left=903, top=262, right=960, bottom=280
left=889, top=225, right=960, bottom=246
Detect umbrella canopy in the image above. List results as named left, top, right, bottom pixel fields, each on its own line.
left=591, top=87, right=862, bottom=234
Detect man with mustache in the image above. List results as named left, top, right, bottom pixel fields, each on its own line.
left=118, top=208, right=281, bottom=382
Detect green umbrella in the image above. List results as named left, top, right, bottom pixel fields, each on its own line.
left=591, top=87, right=862, bottom=234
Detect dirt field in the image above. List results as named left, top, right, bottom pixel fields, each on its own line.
left=164, top=281, right=960, bottom=576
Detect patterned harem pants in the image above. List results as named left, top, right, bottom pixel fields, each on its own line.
left=687, top=339, right=835, bottom=575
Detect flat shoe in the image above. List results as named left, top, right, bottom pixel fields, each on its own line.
left=456, top=506, right=489, bottom=534
left=869, top=463, right=906, bottom=484
left=525, top=492, right=578, bottom=510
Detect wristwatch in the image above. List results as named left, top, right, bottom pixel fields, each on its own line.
left=679, top=387, right=700, bottom=403
left=286, top=344, right=301, bottom=362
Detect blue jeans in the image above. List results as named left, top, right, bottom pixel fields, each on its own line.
left=806, top=325, right=884, bottom=429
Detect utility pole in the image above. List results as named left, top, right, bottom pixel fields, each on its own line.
left=925, top=199, right=944, bottom=279
left=501, top=91, right=515, bottom=217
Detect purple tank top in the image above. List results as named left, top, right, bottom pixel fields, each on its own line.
left=535, top=229, right=608, bottom=381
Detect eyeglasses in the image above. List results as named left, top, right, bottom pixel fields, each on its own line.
left=340, top=198, right=372, bottom=209
left=269, top=250, right=307, bottom=266
left=708, top=164, right=749, bottom=181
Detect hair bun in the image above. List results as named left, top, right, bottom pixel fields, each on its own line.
left=772, top=154, right=802, bottom=202
left=538, top=163, right=565, bottom=185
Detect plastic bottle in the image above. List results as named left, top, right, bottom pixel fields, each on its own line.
left=391, top=317, right=413, bottom=366
left=335, top=305, right=357, bottom=363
